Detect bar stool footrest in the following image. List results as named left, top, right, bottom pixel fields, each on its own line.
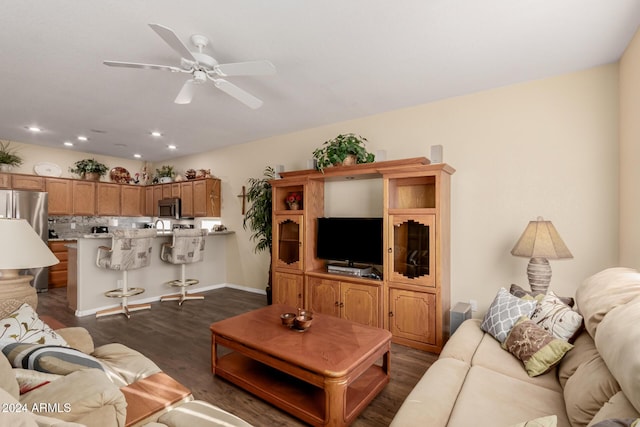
left=166, top=279, right=199, bottom=288
left=104, top=288, right=146, bottom=298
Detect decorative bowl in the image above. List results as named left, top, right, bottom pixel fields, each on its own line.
left=294, top=314, right=313, bottom=330
left=280, top=312, right=296, bottom=327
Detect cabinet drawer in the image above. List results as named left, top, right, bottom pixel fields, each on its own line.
left=49, top=260, right=68, bottom=272
left=48, top=270, right=68, bottom=287
left=48, top=241, right=69, bottom=252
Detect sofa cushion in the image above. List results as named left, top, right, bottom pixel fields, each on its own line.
left=92, top=343, right=161, bottom=386
left=481, top=287, right=537, bottom=343
left=0, top=350, right=20, bottom=399
left=19, top=369, right=126, bottom=427
left=53, top=328, right=94, bottom=355
left=14, top=369, right=62, bottom=394
left=576, top=267, right=640, bottom=338
left=390, top=357, right=470, bottom=427
left=0, top=304, right=68, bottom=346
left=557, top=331, right=600, bottom=389
left=439, top=319, right=484, bottom=363
left=590, top=420, right=639, bottom=427
left=563, top=355, right=621, bottom=427
left=446, top=365, right=571, bottom=427
left=503, top=317, right=573, bottom=377
left=0, top=386, right=39, bottom=427
left=530, top=292, right=583, bottom=342
left=595, top=297, right=640, bottom=414
left=471, top=327, right=562, bottom=392
left=588, top=392, right=640, bottom=426
left=158, top=400, right=254, bottom=427
left=510, top=415, right=558, bottom=427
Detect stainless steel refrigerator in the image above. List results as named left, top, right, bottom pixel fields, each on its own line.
left=0, top=190, right=49, bottom=292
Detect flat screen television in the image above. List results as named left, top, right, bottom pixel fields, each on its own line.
left=316, top=217, right=383, bottom=266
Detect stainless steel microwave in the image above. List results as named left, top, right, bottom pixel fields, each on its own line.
left=158, top=198, right=181, bottom=219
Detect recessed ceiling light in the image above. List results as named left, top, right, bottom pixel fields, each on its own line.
left=77, top=136, right=88, bottom=141
left=133, top=153, right=142, bottom=158
left=27, top=126, right=42, bottom=132
left=63, top=141, right=74, bottom=147
left=151, top=131, right=162, bottom=137
left=167, top=144, right=177, bottom=150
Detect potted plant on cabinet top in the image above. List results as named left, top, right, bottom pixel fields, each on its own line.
left=156, top=165, right=175, bottom=183
left=312, top=133, right=375, bottom=173
left=69, top=158, right=108, bottom=181
left=0, top=141, right=23, bottom=172
left=243, top=166, right=275, bottom=304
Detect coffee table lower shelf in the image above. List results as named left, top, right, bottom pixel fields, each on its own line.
left=215, top=352, right=389, bottom=426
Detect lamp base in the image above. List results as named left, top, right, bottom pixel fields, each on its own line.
left=527, top=257, right=552, bottom=294
left=0, top=275, right=37, bottom=318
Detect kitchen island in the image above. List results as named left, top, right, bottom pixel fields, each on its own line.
left=66, top=231, right=234, bottom=316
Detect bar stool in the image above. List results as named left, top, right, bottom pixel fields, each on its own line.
left=95, top=229, right=156, bottom=318
left=160, top=229, right=207, bottom=305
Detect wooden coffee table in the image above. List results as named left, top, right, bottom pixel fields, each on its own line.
left=210, top=304, right=392, bottom=427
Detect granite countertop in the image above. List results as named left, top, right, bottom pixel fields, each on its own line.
left=49, top=230, right=234, bottom=241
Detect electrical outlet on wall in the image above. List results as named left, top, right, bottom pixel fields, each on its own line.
left=469, top=299, right=478, bottom=312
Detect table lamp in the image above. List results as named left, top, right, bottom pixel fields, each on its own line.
left=510, top=216, right=573, bottom=294
left=0, top=218, right=59, bottom=311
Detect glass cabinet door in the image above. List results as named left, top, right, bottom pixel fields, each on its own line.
left=274, top=214, right=304, bottom=271
left=388, top=215, right=435, bottom=287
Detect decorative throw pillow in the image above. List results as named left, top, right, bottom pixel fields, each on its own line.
left=13, top=368, right=62, bottom=394
left=481, top=288, right=537, bottom=343
left=509, top=415, right=558, bottom=427
left=503, top=317, right=573, bottom=377
left=0, top=303, right=68, bottom=346
left=530, top=292, right=583, bottom=342
left=509, top=284, right=575, bottom=307
left=0, top=342, right=105, bottom=376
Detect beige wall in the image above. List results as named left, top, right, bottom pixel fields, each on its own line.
left=620, top=28, right=640, bottom=269
left=168, top=64, right=620, bottom=315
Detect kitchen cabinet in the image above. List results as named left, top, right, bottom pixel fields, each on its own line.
left=72, top=181, right=95, bottom=215
left=162, top=184, right=172, bottom=199
left=0, top=173, right=10, bottom=188
left=46, top=178, right=73, bottom=215
left=193, top=178, right=221, bottom=217
left=11, top=174, right=45, bottom=191
left=48, top=240, right=75, bottom=288
left=145, top=186, right=154, bottom=217
left=180, top=181, right=194, bottom=218
left=121, top=185, right=145, bottom=216
left=96, top=183, right=120, bottom=216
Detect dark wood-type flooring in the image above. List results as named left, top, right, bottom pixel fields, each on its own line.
left=37, top=287, right=437, bottom=426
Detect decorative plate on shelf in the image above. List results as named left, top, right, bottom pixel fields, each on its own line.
left=34, top=162, right=62, bottom=177
left=109, top=167, right=131, bottom=184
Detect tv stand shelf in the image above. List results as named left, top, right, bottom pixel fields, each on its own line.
left=271, top=157, right=454, bottom=353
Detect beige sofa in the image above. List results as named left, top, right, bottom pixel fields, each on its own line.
left=0, top=303, right=252, bottom=426
left=391, top=267, right=640, bottom=427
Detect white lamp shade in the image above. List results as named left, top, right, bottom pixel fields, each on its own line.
left=0, top=219, right=59, bottom=269
left=511, top=217, right=573, bottom=260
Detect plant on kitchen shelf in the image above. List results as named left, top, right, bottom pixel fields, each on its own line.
left=312, top=133, right=375, bottom=173
left=0, top=141, right=23, bottom=172
left=243, top=166, right=275, bottom=304
left=69, top=158, right=108, bottom=180
left=156, top=165, right=175, bottom=183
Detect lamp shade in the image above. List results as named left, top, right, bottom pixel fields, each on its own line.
left=0, top=219, right=59, bottom=271
left=511, top=217, right=573, bottom=259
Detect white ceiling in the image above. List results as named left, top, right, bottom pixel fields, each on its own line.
left=1, top=1, right=638, bottom=162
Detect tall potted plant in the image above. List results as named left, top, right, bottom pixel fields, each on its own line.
left=69, top=158, right=108, bottom=181
left=312, top=133, right=375, bottom=173
left=0, top=141, right=23, bottom=172
left=243, top=166, right=275, bottom=304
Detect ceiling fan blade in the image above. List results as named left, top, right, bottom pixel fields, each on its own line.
left=103, top=60, right=183, bottom=72
left=174, top=80, right=196, bottom=104
left=213, top=79, right=263, bottom=109
left=214, top=60, right=276, bottom=77
left=148, top=23, right=197, bottom=62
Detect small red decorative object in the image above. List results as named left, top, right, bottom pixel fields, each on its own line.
left=286, top=192, right=302, bottom=209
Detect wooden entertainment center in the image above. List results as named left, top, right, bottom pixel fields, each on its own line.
left=271, top=157, right=454, bottom=353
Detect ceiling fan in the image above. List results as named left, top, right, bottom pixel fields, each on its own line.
left=104, top=23, right=276, bottom=108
